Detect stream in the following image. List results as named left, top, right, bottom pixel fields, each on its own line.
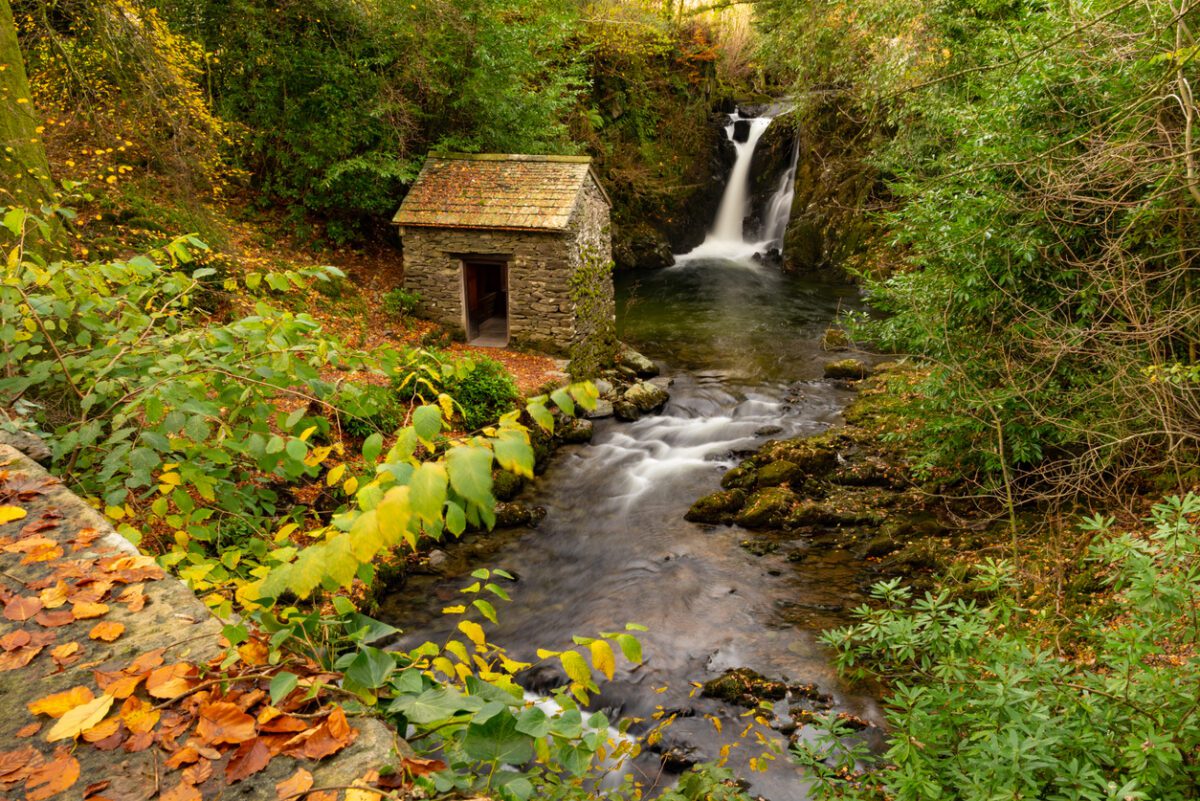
left=382, top=109, right=884, bottom=799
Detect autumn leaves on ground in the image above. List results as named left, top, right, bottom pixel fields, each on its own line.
left=0, top=453, right=440, bottom=801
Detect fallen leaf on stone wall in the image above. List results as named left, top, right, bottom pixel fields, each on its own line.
left=195, top=701, right=257, bottom=745
left=0, top=505, right=27, bottom=524
left=28, top=685, right=94, bottom=717
left=89, top=621, right=125, bottom=642
left=159, top=780, right=202, bottom=801
left=145, top=663, right=195, bottom=698
left=4, top=595, right=43, bottom=620
left=46, top=692, right=115, bottom=741
left=70, top=600, right=109, bottom=619
left=23, top=747, right=80, bottom=801
left=225, top=737, right=271, bottom=783
left=275, top=767, right=313, bottom=799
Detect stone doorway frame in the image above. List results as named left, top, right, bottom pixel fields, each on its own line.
left=459, top=256, right=510, bottom=346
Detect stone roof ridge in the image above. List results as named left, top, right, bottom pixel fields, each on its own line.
left=393, top=151, right=610, bottom=232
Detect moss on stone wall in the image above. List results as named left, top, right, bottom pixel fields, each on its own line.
left=567, top=243, right=617, bottom=378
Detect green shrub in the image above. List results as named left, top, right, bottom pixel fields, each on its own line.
left=796, top=495, right=1200, bottom=801
left=333, top=383, right=402, bottom=438
left=381, top=287, right=421, bottom=318
left=446, top=358, right=520, bottom=432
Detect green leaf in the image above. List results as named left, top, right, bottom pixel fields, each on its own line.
left=362, top=432, right=383, bottom=464
left=413, top=405, right=443, bottom=443
left=345, top=646, right=395, bottom=690
left=410, top=462, right=448, bottom=525
left=463, top=711, right=534, bottom=765
left=514, top=706, right=551, bottom=738
left=269, top=672, right=299, bottom=705
left=285, top=437, right=307, bottom=462
left=492, top=432, right=534, bottom=479
left=445, top=501, right=466, bottom=536
left=446, top=445, right=494, bottom=508
left=472, top=599, right=498, bottom=624
left=526, top=401, right=555, bottom=433
left=389, top=686, right=481, bottom=724
left=550, top=388, right=576, bottom=417
left=615, top=633, right=642, bottom=664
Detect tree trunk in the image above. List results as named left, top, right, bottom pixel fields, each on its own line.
left=0, top=0, right=55, bottom=208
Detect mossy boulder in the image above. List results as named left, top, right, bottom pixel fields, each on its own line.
left=557, top=417, right=594, bottom=444
left=618, top=344, right=659, bottom=378
left=756, top=438, right=838, bottom=476
left=721, top=463, right=758, bottom=490
left=735, top=487, right=797, bottom=528
left=755, top=459, right=805, bottom=488
left=824, top=358, right=869, bottom=380
left=615, top=381, right=670, bottom=421
left=685, top=489, right=746, bottom=524
left=701, top=668, right=789, bottom=707
left=492, top=470, right=525, bottom=502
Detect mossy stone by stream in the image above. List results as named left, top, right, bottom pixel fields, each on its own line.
left=755, top=459, right=805, bottom=488
left=721, top=462, right=758, bottom=490
left=735, top=487, right=798, bottom=528
left=686, top=489, right=747, bottom=523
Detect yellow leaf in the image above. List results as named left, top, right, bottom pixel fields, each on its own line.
left=445, top=639, right=470, bottom=663
left=326, top=463, right=346, bottom=486
left=441, top=605, right=466, bottom=615
left=0, top=505, right=27, bottom=525
left=458, top=620, right=486, bottom=649
left=46, top=693, right=114, bottom=741
left=28, top=686, right=95, bottom=718
left=590, top=639, right=616, bottom=681
left=299, top=425, right=318, bottom=442
left=343, top=476, right=359, bottom=495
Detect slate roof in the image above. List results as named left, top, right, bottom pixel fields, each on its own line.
left=392, top=153, right=610, bottom=232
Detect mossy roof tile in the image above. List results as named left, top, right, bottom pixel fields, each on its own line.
left=393, top=153, right=609, bottom=231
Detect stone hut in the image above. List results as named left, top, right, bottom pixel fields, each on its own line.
left=393, top=153, right=615, bottom=358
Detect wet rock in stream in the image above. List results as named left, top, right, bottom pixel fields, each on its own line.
left=685, top=488, right=747, bottom=523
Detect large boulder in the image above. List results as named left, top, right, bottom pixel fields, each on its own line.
left=756, top=438, right=838, bottom=475
left=721, top=462, right=758, bottom=490
left=755, top=459, right=805, bottom=488
left=615, top=381, right=670, bottom=421
left=685, top=489, right=746, bottom=524
left=583, top=398, right=614, bottom=420
left=735, top=487, right=797, bottom=528
left=557, top=417, right=594, bottom=444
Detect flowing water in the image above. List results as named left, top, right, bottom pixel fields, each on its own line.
left=382, top=110, right=882, bottom=798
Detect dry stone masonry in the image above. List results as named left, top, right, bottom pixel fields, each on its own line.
left=393, top=154, right=616, bottom=361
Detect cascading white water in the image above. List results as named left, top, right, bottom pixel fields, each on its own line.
left=710, top=115, right=771, bottom=242
left=678, top=108, right=799, bottom=263
left=760, top=136, right=800, bottom=250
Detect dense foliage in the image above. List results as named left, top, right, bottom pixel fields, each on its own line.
left=797, top=495, right=1200, bottom=800
left=759, top=0, right=1200, bottom=501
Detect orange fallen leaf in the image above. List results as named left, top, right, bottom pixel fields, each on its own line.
left=24, top=747, right=79, bottom=801
left=28, top=685, right=95, bottom=718
left=16, top=722, right=41, bottom=737
left=181, top=759, right=213, bottom=786
left=70, top=601, right=109, bottom=619
left=237, top=638, right=269, bottom=666
left=145, top=663, right=195, bottom=699
left=275, top=767, right=314, bottom=800
left=39, top=582, right=69, bottom=609
left=159, top=781, right=202, bottom=801
left=81, top=717, right=121, bottom=743
left=0, top=629, right=30, bottom=651
left=119, top=696, right=160, bottom=734
left=89, top=621, right=125, bottom=642
left=46, top=692, right=114, bottom=742
left=4, top=595, right=43, bottom=621
left=196, top=701, right=256, bottom=745
left=35, top=609, right=75, bottom=627
left=225, top=737, right=271, bottom=784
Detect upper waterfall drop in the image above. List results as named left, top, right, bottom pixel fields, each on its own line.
left=677, top=107, right=798, bottom=263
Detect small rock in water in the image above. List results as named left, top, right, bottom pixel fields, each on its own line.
left=615, top=381, right=669, bottom=421
left=557, top=417, right=593, bottom=444
left=755, top=424, right=784, bottom=437
left=685, top=489, right=746, bottom=524
left=823, top=358, right=870, bottom=380
left=427, top=549, right=448, bottom=569
left=618, top=343, right=660, bottom=378
left=820, top=328, right=851, bottom=350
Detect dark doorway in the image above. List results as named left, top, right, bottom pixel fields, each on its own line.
left=462, top=259, right=509, bottom=345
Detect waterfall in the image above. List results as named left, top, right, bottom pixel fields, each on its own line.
left=678, top=107, right=798, bottom=263
left=759, top=135, right=800, bottom=250
left=709, top=115, right=771, bottom=242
